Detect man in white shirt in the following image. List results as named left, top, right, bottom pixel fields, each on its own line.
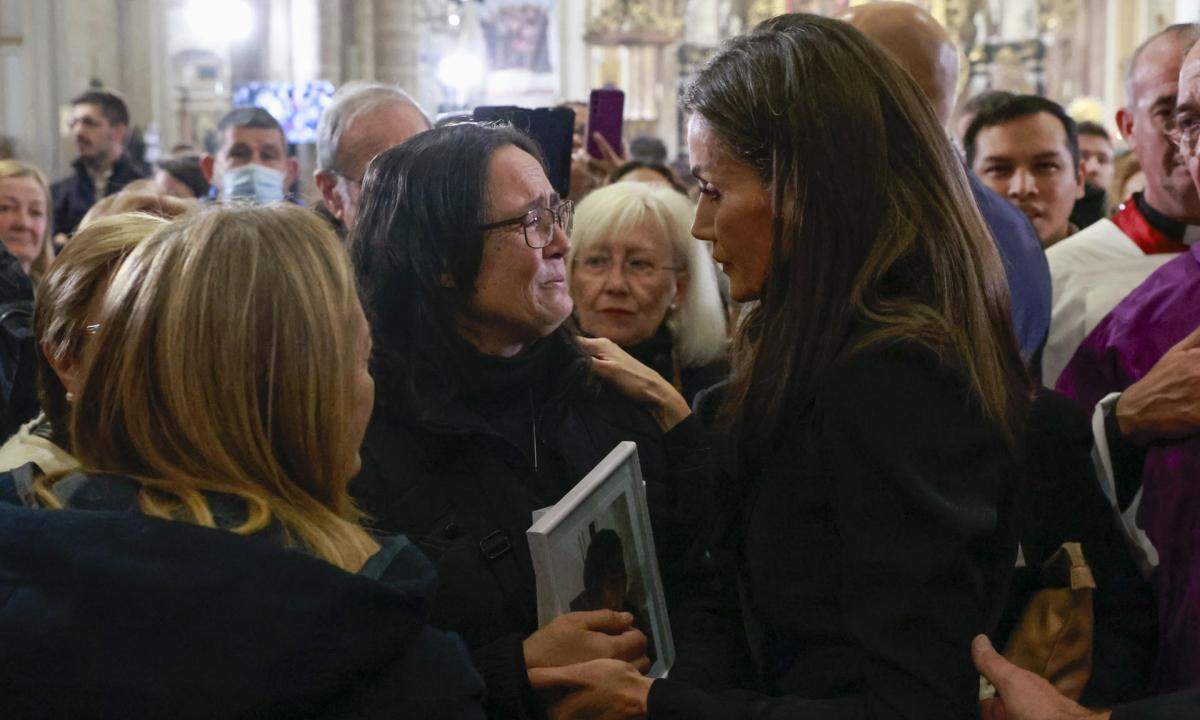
left=1043, top=24, right=1200, bottom=386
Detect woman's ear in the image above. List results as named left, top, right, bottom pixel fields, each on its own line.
left=672, top=270, right=689, bottom=310
left=41, top=343, right=82, bottom=400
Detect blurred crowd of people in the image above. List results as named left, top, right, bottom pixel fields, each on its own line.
left=2, top=3, right=1200, bottom=719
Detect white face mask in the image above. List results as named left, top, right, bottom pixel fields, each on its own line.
left=221, top=164, right=286, bottom=203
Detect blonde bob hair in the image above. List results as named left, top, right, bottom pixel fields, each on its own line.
left=0, top=159, right=55, bottom=284
left=37, top=204, right=376, bottom=571
left=568, top=181, right=728, bottom=366
left=78, top=184, right=196, bottom=230
left=36, top=212, right=167, bottom=444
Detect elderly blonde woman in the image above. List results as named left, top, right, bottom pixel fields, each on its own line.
left=568, top=181, right=728, bottom=404
left=0, top=160, right=55, bottom=284
left=0, top=205, right=486, bottom=717
left=0, top=213, right=165, bottom=477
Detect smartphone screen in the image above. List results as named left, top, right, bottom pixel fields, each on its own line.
left=586, top=89, right=625, bottom=160
left=473, top=105, right=575, bottom=199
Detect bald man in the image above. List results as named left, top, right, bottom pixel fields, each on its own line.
left=313, top=82, right=431, bottom=235
left=831, top=3, right=1051, bottom=366
left=841, top=1, right=959, bottom=123
left=1044, top=24, right=1200, bottom=386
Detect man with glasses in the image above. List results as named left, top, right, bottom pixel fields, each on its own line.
left=1042, top=24, right=1200, bottom=387
left=313, top=82, right=431, bottom=236
left=1055, top=33, right=1200, bottom=696
left=972, top=37, right=1200, bottom=711
left=51, top=91, right=148, bottom=235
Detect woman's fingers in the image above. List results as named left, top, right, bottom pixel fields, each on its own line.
left=577, top=335, right=618, bottom=356
left=632, top=654, right=652, bottom=675
left=574, top=608, right=635, bottom=634
left=608, top=628, right=648, bottom=662
left=592, top=132, right=625, bottom=165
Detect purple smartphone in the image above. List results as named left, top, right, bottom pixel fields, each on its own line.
left=586, top=88, right=625, bottom=159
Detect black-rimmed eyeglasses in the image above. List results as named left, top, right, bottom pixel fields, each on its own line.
left=480, top=200, right=574, bottom=249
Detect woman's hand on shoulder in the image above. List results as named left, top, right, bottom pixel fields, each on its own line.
left=578, top=336, right=691, bottom=432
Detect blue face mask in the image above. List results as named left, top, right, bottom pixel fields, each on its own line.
left=221, top=164, right=286, bottom=203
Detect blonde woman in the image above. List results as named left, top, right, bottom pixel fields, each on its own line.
left=0, top=160, right=54, bottom=284
left=0, top=213, right=165, bottom=477
left=568, top=181, right=728, bottom=405
left=76, top=182, right=195, bottom=228
left=1, top=205, right=485, bottom=717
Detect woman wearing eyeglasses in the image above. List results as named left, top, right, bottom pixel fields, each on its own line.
left=568, top=182, right=728, bottom=407
left=349, top=122, right=707, bottom=719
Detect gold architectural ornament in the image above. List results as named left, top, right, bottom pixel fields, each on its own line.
left=940, top=0, right=986, bottom=63
left=734, top=0, right=786, bottom=25
left=585, top=0, right=685, bottom=46
left=1066, top=96, right=1105, bottom=124
left=1037, top=0, right=1079, bottom=36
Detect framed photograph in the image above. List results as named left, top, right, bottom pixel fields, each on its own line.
left=527, top=441, right=675, bottom=677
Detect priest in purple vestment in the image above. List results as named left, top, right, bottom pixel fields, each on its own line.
left=1057, top=37, right=1200, bottom=692
left=1056, top=244, right=1200, bottom=692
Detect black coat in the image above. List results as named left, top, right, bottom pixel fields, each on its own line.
left=1070, top=183, right=1109, bottom=231
left=0, top=472, right=487, bottom=718
left=50, top=154, right=148, bottom=235
left=1111, top=689, right=1200, bottom=719
left=352, top=333, right=706, bottom=719
left=650, top=340, right=1020, bottom=720
left=625, top=324, right=728, bottom=408
left=0, top=245, right=35, bottom=439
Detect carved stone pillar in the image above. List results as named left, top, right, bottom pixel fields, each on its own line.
left=372, top=0, right=417, bottom=92
left=318, top=0, right=342, bottom=83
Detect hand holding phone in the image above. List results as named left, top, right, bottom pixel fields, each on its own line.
left=586, top=89, right=625, bottom=161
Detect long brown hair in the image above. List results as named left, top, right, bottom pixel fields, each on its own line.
left=683, top=14, right=1029, bottom=459
left=38, top=205, right=377, bottom=571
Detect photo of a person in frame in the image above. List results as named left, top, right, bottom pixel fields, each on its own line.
left=570, top=523, right=657, bottom=663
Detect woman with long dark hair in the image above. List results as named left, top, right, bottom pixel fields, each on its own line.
left=534, top=15, right=1031, bottom=719
left=350, top=122, right=703, bottom=718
